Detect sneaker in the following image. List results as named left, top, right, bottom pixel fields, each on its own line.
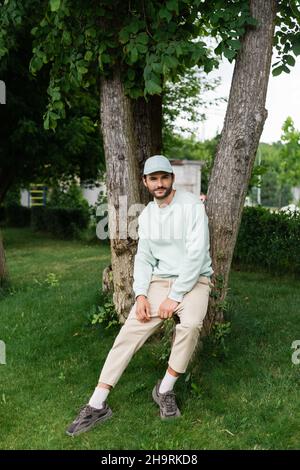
left=152, top=380, right=181, bottom=419
left=65, top=402, right=112, bottom=436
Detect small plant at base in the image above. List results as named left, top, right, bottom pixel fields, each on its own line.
left=88, top=292, right=118, bottom=330
left=210, top=321, right=232, bottom=358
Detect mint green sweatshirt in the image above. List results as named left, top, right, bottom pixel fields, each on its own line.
left=133, top=189, right=213, bottom=302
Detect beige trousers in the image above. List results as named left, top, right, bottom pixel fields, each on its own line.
left=98, top=275, right=212, bottom=387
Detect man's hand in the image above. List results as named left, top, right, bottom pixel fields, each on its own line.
left=158, top=298, right=179, bottom=319
left=136, top=295, right=151, bottom=322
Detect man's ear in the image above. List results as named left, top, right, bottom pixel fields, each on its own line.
left=142, top=176, right=148, bottom=188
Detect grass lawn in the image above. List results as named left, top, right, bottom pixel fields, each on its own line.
left=0, top=227, right=299, bottom=450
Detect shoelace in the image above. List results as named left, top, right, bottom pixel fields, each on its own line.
left=78, top=405, right=93, bottom=418
left=161, top=392, right=177, bottom=414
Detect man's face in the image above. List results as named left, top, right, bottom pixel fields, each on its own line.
left=143, top=172, right=174, bottom=199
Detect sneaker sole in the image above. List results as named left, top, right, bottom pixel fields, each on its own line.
left=65, top=408, right=113, bottom=437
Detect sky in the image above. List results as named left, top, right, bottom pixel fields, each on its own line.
left=193, top=57, right=300, bottom=144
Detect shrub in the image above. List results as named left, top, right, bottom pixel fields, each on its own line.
left=31, top=207, right=47, bottom=231
left=5, top=205, right=31, bottom=227
left=234, top=206, right=300, bottom=275
left=31, top=206, right=89, bottom=239
left=48, top=182, right=90, bottom=214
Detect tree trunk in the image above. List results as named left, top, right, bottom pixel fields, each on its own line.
left=132, top=95, right=162, bottom=205
left=100, top=68, right=162, bottom=321
left=204, top=0, right=277, bottom=334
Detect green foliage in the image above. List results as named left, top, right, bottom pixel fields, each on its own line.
left=5, top=205, right=31, bottom=227
left=234, top=206, right=300, bottom=275
left=31, top=206, right=89, bottom=239
left=251, top=143, right=290, bottom=208
left=156, top=317, right=176, bottom=364
left=0, top=0, right=257, bottom=130
left=249, top=120, right=300, bottom=207
left=210, top=321, right=232, bottom=358
left=87, top=292, right=119, bottom=330
left=33, top=272, right=60, bottom=288
left=202, top=1, right=257, bottom=61
left=163, top=66, right=223, bottom=139
left=273, top=0, right=300, bottom=76
left=3, top=186, right=20, bottom=208
left=278, top=117, right=300, bottom=188
left=0, top=4, right=104, bottom=201
left=48, top=181, right=89, bottom=212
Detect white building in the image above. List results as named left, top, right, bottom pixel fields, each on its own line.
left=170, top=159, right=203, bottom=195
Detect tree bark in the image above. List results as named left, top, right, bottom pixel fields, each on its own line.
left=100, top=68, right=162, bottom=321
left=204, top=0, right=277, bottom=333
left=132, top=95, right=162, bottom=205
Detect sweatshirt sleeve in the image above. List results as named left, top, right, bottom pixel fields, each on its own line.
left=133, top=215, right=157, bottom=298
left=168, top=201, right=209, bottom=303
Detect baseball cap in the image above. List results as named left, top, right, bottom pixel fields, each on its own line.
left=143, top=155, right=173, bottom=175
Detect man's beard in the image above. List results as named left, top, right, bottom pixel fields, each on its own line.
left=151, top=185, right=173, bottom=200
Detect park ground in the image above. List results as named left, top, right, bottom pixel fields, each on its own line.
left=0, top=227, right=299, bottom=450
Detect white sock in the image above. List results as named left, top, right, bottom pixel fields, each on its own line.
left=88, top=386, right=110, bottom=409
left=159, top=371, right=179, bottom=394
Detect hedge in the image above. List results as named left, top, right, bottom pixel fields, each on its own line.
left=234, top=206, right=300, bottom=275
left=31, top=206, right=89, bottom=238
left=5, top=205, right=31, bottom=227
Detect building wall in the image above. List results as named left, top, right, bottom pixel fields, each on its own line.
left=171, top=161, right=202, bottom=195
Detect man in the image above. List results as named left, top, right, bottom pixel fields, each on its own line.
left=66, top=155, right=213, bottom=436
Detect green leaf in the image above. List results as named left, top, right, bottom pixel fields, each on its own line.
left=130, top=47, right=138, bottom=63
left=128, top=20, right=140, bottom=34
left=136, top=43, right=147, bottom=54
left=84, top=51, right=93, bottom=61
left=29, top=56, right=43, bottom=74
left=127, top=69, right=135, bottom=81
left=284, top=54, right=295, bottom=67
left=101, top=53, right=110, bottom=63
left=175, top=44, right=182, bottom=57
left=62, top=30, right=72, bottom=46
left=163, top=55, right=179, bottom=69
left=50, top=0, right=61, bottom=12
left=119, top=28, right=130, bottom=44
left=272, top=65, right=284, bottom=76
left=145, top=79, right=162, bottom=95
left=223, top=48, right=236, bottom=60
left=159, top=7, right=172, bottom=22
left=78, top=66, right=88, bottom=74
left=152, top=62, right=162, bottom=74
left=292, top=34, right=300, bottom=56
left=136, top=32, right=149, bottom=45
left=227, top=39, right=241, bottom=50
left=166, top=0, right=178, bottom=14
